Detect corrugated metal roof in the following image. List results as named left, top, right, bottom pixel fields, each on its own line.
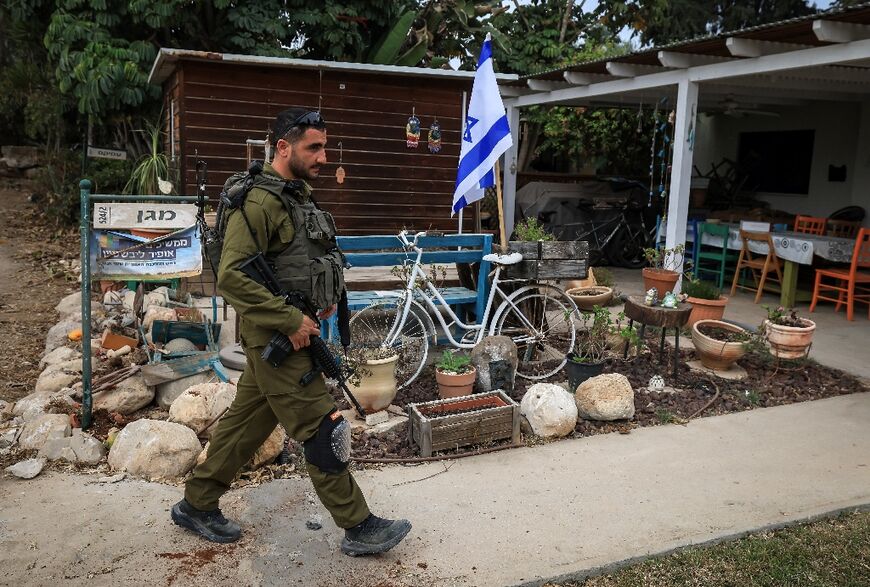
left=148, top=48, right=518, bottom=86
left=523, top=1, right=870, bottom=81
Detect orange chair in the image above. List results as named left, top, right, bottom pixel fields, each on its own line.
left=826, top=219, right=861, bottom=239
left=794, top=215, right=827, bottom=235
left=810, top=228, right=870, bottom=320
left=730, top=230, right=784, bottom=303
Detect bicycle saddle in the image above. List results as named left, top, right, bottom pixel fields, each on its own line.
left=482, top=252, right=523, bottom=265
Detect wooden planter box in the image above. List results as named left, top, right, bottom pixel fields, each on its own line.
left=505, top=240, right=589, bottom=280
left=407, top=390, right=520, bottom=457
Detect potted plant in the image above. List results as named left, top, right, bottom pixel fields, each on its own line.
left=682, top=277, right=728, bottom=327
left=565, top=305, right=611, bottom=392
left=565, top=285, right=613, bottom=311
left=642, top=244, right=684, bottom=294
left=691, top=319, right=751, bottom=371
left=507, top=218, right=587, bottom=281
left=343, top=346, right=400, bottom=413
left=762, top=306, right=816, bottom=359
left=435, top=351, right=476, bottom=399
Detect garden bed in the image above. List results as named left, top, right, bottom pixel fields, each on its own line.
left=336, top=344, right=868, bottom=462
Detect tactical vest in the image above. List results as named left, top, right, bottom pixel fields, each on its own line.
left=213, top=170, right=346, bottom=311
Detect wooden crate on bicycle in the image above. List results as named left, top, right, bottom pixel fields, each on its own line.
left=505, top=240, right=590, bottom=280
left=407, top=390, right=521, bottom=457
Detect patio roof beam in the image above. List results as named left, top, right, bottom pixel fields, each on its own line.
left=605, top=62, right=669, bottom=77
left=813, top=19, right=870, bottom=43
left=563, top=72, right=612, bottom=85
left=725, top=37, right=811, bottom=57
left=657, top=51, right=736, bottom=68
left=706, top=80, right=867, bottom=102
left=527, top=79, right=571, bottom=91
left=507, top=38, right=870, bottom=108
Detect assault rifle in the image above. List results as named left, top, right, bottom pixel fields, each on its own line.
left=238, top=252, right=366, bottom=417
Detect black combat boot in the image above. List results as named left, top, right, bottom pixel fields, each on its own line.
left=171, top=499, right=242, bottom=543
left=341, top=514, right=412, bottom=556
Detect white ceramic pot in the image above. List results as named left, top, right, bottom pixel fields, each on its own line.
left=350, top=354, right=399, bottom=413
left=764, top=319, right=816, bottom=359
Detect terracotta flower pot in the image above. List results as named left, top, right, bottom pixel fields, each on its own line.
left=566, top=286, right=613, bottom=311
left=686, top=295, right=728, bottom=327
left=764, top=319, right=816, bottom=359
left=435, top=366, right=477, bottom=399
left=642, top=267, right=679, bottom=294
left=691, top=319, right=748, bottom=371
left=350, top=354, right=399, bottom=413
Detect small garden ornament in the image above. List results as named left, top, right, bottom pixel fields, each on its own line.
left=644, top=287, right=659, bottom=306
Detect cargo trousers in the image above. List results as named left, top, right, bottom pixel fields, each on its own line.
left=184, top=342, right=370, bottom=529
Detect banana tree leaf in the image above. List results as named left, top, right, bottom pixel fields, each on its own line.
left=368, top=10, right=417, bottom=64
left=396, top=40, right=429, bottom=67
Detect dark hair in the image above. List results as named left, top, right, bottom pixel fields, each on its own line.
left=271, top=108, right=326, bottom=146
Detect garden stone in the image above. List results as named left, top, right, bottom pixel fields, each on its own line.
left=108, top=419, right=201, bottom=480
left=94, top=373, right=154, bottom=414
left=5, top=458, right=47, bottom=479
left=169, top=382, right=237, bottom=438
left=0, top=425, right=21, bottom=448
left=155, top=371, right=217, bottom=409
left=575, top=373, right=635, bottom=421
left=19, top=414, right=71, bottom=450
left=520, top=383, right=577, bottom=438
left=55, top=291, right=102, bottom=319
left=34, top=359, right=82, bottom=393
left=38, top=346, right=81, bottom=371
left=38, top=437, right=77, bottom=461
left=44, top=318, right=84, bottom=355
left=471, top=336, right=518, bottom=392
left=68, top=429, right=107, bottom=464
left=251, top=425, right=286, bottom=469
left=12, top=392, right=53, bottom=421
left=142, top=306, right=176, bottom=331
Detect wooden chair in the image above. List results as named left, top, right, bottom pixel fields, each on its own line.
left=826, top=219, right=861, bottom=239
left=730, top=230, right=784, bottom=303
left=810, top=228, right=870, bottom=321
left=794, top=215, right=827, bottom=235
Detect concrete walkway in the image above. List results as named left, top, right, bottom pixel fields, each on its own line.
left=2, top=393, right=868, bottom=586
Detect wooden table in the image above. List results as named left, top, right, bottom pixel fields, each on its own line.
left=622, top=295, right=692, bottom=378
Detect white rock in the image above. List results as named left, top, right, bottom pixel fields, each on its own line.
left=34, top=359, right=83, bottom=394
left=19, top=414, right=71, bottom=450
left=470, top=335, right=518, bottom=392
left=155, top=371, right=217, bottom=409
left=169, top=382, right=236, bottom=438
left=38, top=437, right=77, bottom=461
left=122, top=290, right=137, bottom=313
left=44, top=318, right=83, bottom=355
left=5, top=458, right=47, bottom=479
left=142, top=306, right=176, bottom=331
left=39, top=346, right=81, bottom=371
left=55, top=291, right=102, bottom=319
left=12, top=392, right=53, bottom=421
left=251, top=425, right=286, bottom=469
left=520, top=383, right=577, bottom=438
left=574, top=373, right=635, bottom=421
left=108, top=419, right=202, bottom=480
left=68, top=429, right=107, bottom=464
left=0, top=425, right=21, bottom=448
left=94, top=373, right=154, bottom=414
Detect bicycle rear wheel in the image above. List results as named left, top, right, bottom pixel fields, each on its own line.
left=611, top=224, right=649, bottom=268
left=349, top=298, right=429, bottom=390
left=491, top=284, right=577, bottom=379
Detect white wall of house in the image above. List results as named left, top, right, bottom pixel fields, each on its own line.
left=693, top=98, right=869, bottom=225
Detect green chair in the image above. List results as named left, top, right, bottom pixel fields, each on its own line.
left=693, top=223, right=738, bottom=289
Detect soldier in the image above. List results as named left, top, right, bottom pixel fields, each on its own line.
left=171, top=108, right=411, bottom=556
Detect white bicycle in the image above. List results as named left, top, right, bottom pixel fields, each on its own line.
left=349, top=230, right=579, bottom=389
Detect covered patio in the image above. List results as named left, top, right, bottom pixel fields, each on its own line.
left=498, top=3, right=870, bottom=313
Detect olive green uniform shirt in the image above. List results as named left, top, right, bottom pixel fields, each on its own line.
left=216, top=163, right=311, bottom=347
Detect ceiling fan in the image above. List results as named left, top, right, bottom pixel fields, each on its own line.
left=715, top=95, right=780, bottom=118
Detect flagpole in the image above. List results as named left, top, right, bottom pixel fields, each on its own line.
left=495, top=159, right=507, bottom=253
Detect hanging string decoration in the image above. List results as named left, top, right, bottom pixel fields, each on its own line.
left=636, top=101, right=644, bottom=134
left=647, top=101, right=660, bottom=208
left=427, top=119, right=442, bottom=153
left=687, top=104, right=696, bottom=151
left=335, top=141, right=345, bottom=184
left=406, top=108, right=421, bottom=148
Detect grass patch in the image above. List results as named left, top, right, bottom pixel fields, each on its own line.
left=545, top=511, right=870, bottom=587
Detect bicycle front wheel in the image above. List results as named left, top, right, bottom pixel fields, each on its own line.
left=492, top=284, right=577, bottom=380
left=349, top=298, right=429, bottom=390
left=612, top=224, right=649, bottom=269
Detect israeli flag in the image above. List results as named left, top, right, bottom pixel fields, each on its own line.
left=452, top=34, right=513, bottom=216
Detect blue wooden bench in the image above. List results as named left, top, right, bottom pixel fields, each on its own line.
left=322, top=233, right=493, bottom=342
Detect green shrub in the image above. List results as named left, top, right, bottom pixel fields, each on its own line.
left=683, top=278, right=721, bottom=300
left=514, top=217, right=555, bottom=241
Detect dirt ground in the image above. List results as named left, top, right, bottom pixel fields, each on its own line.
left=0, top=178, right=80, bottom=403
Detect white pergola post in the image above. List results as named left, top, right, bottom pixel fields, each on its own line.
left=503, top=104, right=521, bottom=238
left=665, top=78, right=699, bottom=285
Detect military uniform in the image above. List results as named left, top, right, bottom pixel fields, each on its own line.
left=184, top=163, right=370, bottom=529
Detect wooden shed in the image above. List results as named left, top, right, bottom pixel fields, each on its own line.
left=148, top=48, right=517, bottom=235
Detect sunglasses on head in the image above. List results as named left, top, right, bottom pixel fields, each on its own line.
left=278, top=111, right=326, bottom=139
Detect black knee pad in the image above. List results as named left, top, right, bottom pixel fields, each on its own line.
left=303, top=409, right=351, bottom=474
